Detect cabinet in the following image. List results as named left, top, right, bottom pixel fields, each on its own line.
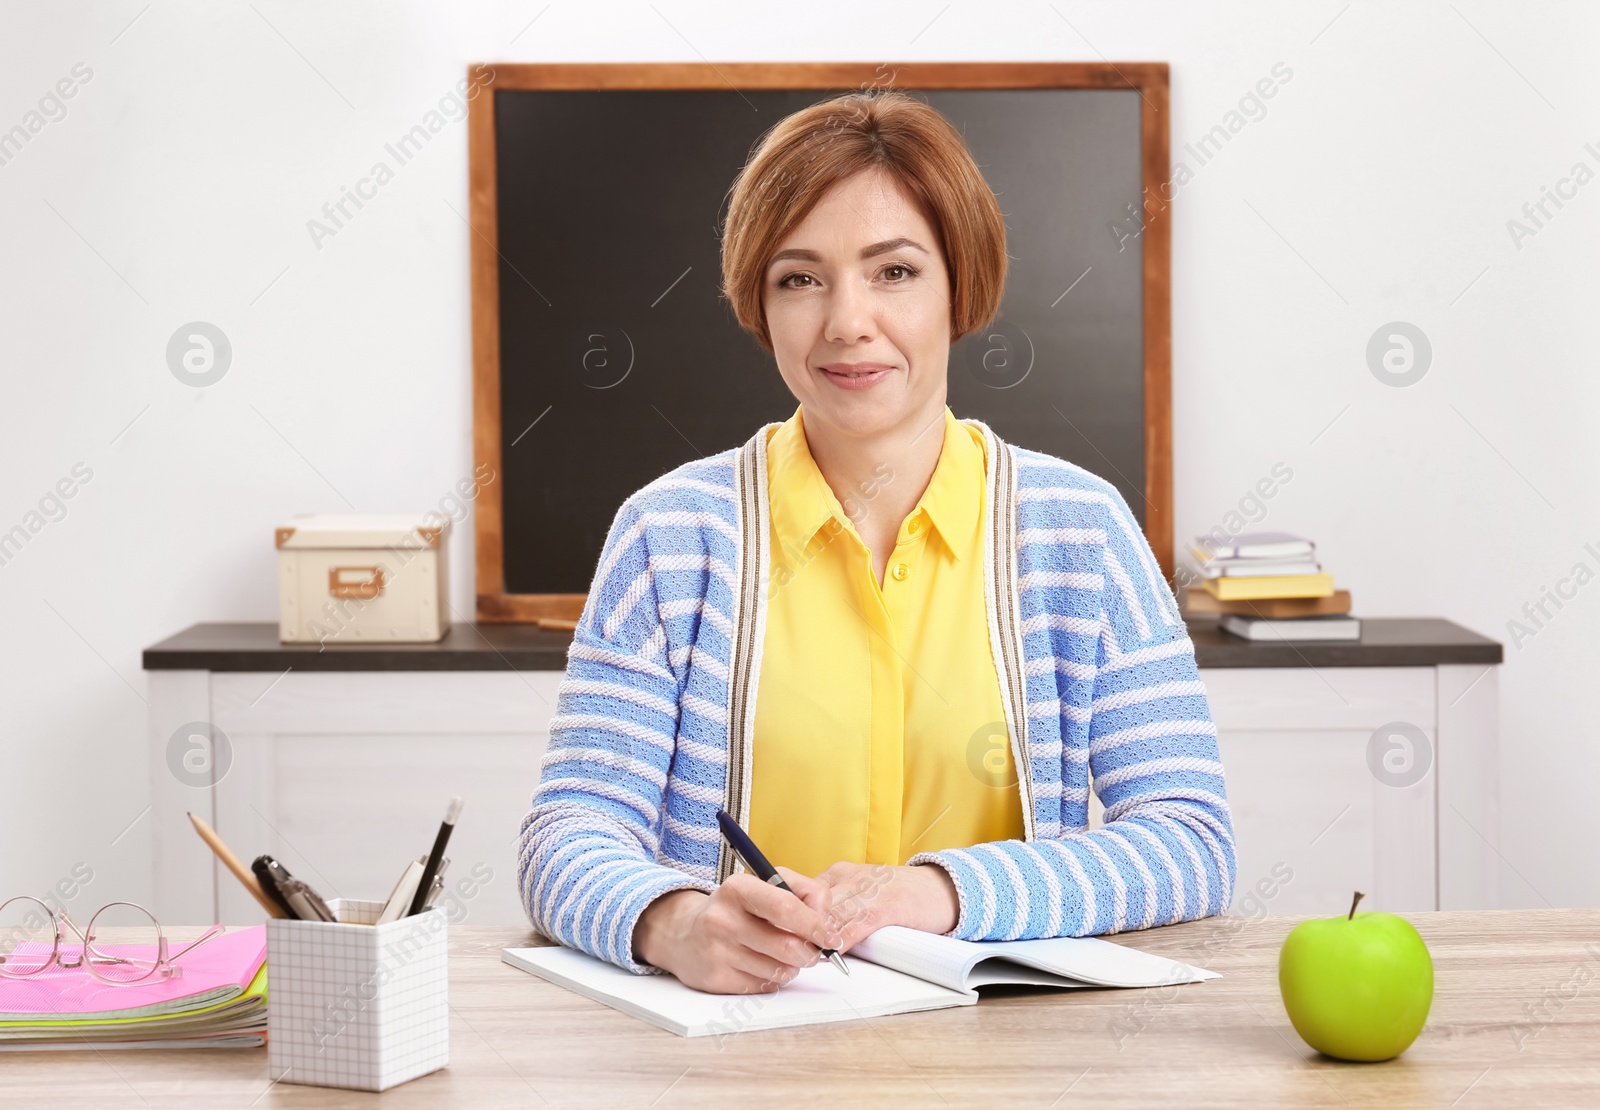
left=146, top=620, right=1501, bottom=925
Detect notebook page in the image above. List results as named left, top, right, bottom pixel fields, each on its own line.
left=977, top=936, right=1218, bottom=988
left=502, top=946, right=974, bottom=1037
left=963, top=963, right=1098, bottom=989
left=848, top=927, right=986, bottom=993
left=851, top=926, right=1217, bottom=991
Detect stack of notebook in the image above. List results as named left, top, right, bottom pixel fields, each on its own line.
left=1184, top=531, right=1360, bottom=641
left=0, top=926, right=267, bottom=1051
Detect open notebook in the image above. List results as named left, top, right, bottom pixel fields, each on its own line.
left=502, top=925, right=1218, bottom=1037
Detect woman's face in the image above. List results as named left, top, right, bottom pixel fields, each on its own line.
left=763, top=167, right=953, bottom=443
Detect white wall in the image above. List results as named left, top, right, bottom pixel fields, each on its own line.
left=2, top=1, right=1595, bottom=913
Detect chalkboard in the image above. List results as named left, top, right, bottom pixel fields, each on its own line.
left=469, top=64, right=1171, bottom=621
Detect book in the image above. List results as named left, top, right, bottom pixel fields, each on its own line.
left=0, top=927, right=265, bottom=1021
left=1182, top=589, right=1352, bottom=619
left=1220, top=615, right=1362, bottom=642
left=0, top=926, right=267, bottom=1049
left=1200, top=573, right=1334, bottom=601
left=1191, top=532, right=1314, bottom=561
left=1198, top=560, right=1322, bottom=579
left=0, top=965, right=268, bottom=1046
left=502, top=926, right=1217, bottom=1038
left=0, top=1033, right=266, bottom=1051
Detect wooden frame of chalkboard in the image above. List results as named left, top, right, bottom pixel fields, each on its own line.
left=468, top=62, right=1172, bottom=623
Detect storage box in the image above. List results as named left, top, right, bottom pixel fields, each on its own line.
left=267, top=899, right=450, bottom=1092
left=277, top=514, right=449, bottom=643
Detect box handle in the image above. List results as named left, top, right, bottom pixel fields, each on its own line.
left=328, top=565, right=386, bottom=600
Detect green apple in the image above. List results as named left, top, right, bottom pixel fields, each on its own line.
left=1278, top=891, right=1433, bottom=1062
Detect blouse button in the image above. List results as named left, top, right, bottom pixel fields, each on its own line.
left=907, top=517, right=922, bottom=535
left=891, top=563, right=910, bottom=582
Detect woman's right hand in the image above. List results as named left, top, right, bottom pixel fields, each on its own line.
left=632, top=867, right=843, bottom=994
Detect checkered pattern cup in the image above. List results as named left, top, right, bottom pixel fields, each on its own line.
left=266, top=898, right=449, bottom=1091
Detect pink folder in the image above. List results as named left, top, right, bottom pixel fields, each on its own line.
left=0, top=925, right=265, bottom=1021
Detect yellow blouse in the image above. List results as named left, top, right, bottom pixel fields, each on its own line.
left=748, top=405, right=1025, bottom=877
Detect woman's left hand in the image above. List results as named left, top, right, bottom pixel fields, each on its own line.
left=808, top=862, right=961, bottom=952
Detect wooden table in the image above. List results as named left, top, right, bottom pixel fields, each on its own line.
left=11, top=910, right=1598, bottom=1108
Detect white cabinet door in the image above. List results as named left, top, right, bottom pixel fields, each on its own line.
left=151, top=660, right=1493, bottom=925
left=1087, top=667, right=1440, bottom=916
left=1216, top=727, right=1436, bottom=917
left=208, top=672, right=560, bottom=926
left=1204, top=667, right=1437, bottom=917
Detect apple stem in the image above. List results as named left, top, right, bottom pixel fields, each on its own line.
left=1348, top=891, right=1365, bottom=920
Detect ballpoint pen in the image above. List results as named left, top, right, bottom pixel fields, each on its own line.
left=256, top=855, right=335, bottom=921
left=279, top=876, right=336, bottom=922
left=251, top=855, right=298, bottom=919
left=408, top=797, right=462, bottom=917
left=422, top=862, right=449, bottom=910
left=714, top=808, right=849, bottom=976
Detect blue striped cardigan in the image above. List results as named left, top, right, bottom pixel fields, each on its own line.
left=518, top=418, right=1236, bottom=974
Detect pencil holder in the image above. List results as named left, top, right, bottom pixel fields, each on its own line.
left=266, top=898, right=449, bottom=1092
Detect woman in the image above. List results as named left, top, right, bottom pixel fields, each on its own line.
left=519, top=89, right=1234, bottom=995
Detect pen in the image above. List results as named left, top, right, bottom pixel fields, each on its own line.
left=251, top=855, right=298, bottom=919
left=255, top=856, right=335, bottom=922
left=422, top=860, right=449, bottom=910
left=407, top=797, right=462, bottom=917
left=376, top=856, right=427, bottom=925
left=714, top=809, right=848, bottom=976
left=187, top=811, right=288, bottom=919
left=279, top=876, right=336, bottom=922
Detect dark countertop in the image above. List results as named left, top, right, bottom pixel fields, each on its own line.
left=141, top=622, right=576, bottom=672
left=1183, top=614, right=1501, bottom=668
left=143, top=617, right=1502, bottom=673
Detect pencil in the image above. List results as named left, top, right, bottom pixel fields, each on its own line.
left=187, top=811, right=289, bottom=919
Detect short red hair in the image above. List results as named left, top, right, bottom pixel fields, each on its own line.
left=720, top=89, right=1008, bottom=354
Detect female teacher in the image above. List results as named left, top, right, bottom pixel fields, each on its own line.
left=519, top=89, right=1235, bottom=994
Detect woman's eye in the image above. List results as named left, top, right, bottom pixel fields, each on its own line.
left=777, top=265, right=917, bottom=288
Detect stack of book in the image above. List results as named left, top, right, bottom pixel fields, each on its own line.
left=0, top=925, right=266, bottom=1051
left=1183, top=531, right=1359, bottom=642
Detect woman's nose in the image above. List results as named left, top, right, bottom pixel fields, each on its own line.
left=823, top=274, right=876, bottom=346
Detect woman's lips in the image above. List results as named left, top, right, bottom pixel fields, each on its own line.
left=817, top=364, right=893, bottom=391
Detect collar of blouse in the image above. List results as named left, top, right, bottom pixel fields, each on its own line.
left=765, top=405, right=986, bottom=564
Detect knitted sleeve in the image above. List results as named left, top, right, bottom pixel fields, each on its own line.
left=908, top=486, right=1237, bottom=940
left=516, top=492, right=716, bottom=974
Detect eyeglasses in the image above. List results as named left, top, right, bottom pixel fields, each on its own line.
left=0, top=897, right=223, bottom=984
